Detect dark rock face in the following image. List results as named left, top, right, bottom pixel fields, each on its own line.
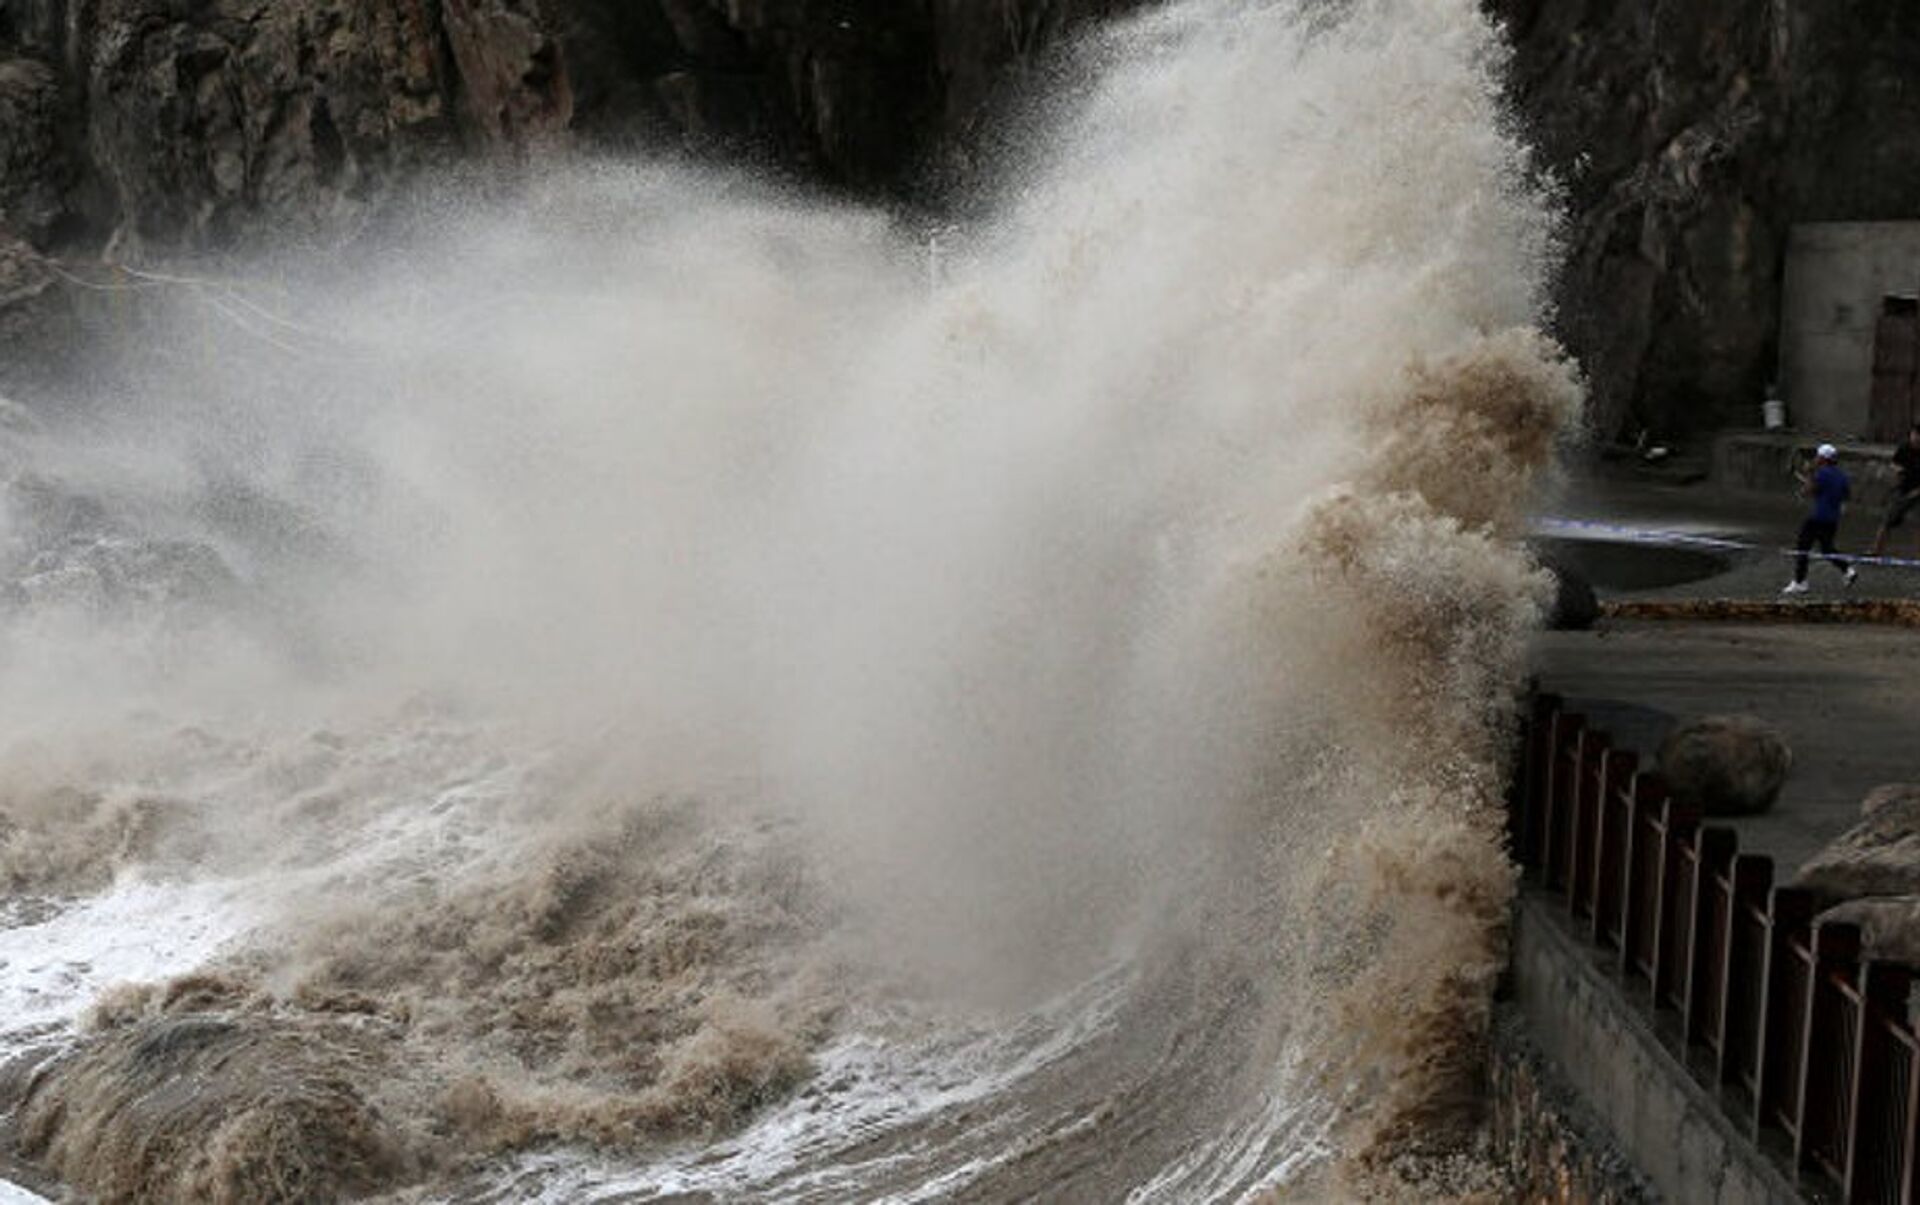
left=0, top=0, right=1142, bottom=263
left=1654, top=713, right=1792, bottom=817
left=0, top=0, right=1156, bottom=399
left=6, top=0, right=1920, bottom=442
left=1490, top=1, right=1920, bottom=442
left=0, top=53, right=70, bottom=241
left=2, top=0, right=489, bottom=256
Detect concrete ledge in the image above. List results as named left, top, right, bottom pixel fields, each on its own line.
left=1602, top=598, right=1920, bottom=627
left=1508, top=891, right=1816, bottom=1205
left=1713, top=432, right=1899, bottom=508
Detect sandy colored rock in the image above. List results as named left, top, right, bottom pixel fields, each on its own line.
left=1794, top=792, right=1920, bottom=907
left=1655, top=714, right=1791, bottom=817
left=1863, top=783, right=1920, bottom=818
left=1816, top=896, right=1920, bottom=966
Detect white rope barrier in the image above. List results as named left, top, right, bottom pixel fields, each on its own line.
left=1533, top=516, right=1920, bottom=572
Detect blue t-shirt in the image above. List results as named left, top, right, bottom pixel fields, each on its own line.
left=1811, top=464, right=1851, bottom=524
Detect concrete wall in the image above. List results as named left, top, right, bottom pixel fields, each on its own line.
left=1713, top=431, right=1903, bottom=508
left=1508, top=893, right=1809, bottom=1205
left=1778, top=222, right=1920, bottom=439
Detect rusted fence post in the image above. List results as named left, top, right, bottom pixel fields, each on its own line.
left=1569, top=727, right=1611, bottom=919
left=1651, top=799, right=1702, bottom=1009
left=1718, top=852, right=1775, bottom=1091
left=1526, top=693, right=1564, bottom=874
left=1846, top=960, right=1918, bottom=1203
left=1512, top=690, right=1558, bottom=874
left=1798, top=922, right=1863, bottom=1178
left=1685, top=826, right=1738, bottom=1048
left=1507, top=691, right=1532, bottom=869
left=1542, top=709, right=1585, bottom=892
left=1590, top=747, right=1638, bottom=949
left=1619, top=773, right=1668, bottom=984
left=1755, top=887, right=1816, bottom=1139
left=1905, top=1016, right=1920, bottom=1205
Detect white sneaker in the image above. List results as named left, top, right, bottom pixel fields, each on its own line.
left=1845, top=567, right=1859, bottom=588
left=1782, top=580, right=1811, bottom=595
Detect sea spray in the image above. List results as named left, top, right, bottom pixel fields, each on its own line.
left=0, top=0, right=1579, bottom=1199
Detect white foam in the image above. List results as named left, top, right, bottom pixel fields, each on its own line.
left=0, top=878, right=256, bottom=1064
left=471, top=969, right=1138, bottom=1202
left=1125, top=1052, right=1337, bottom=1203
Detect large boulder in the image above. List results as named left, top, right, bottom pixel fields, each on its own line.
left=1815, top=896, right=1920, bottom=964
left=1863, top=783, right=1920, bottom=819
left=1794, top=791, right=1920, bottom=907
left=1655, top=715, right=1792, bottom=817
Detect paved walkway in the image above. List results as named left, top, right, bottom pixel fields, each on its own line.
left=1530, top=467, right=1920, bottom=874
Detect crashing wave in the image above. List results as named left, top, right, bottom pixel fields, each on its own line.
left=0, top=0, right=1579, bottom=1200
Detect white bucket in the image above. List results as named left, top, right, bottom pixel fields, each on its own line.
left=1763, top=398, right=1786, bottom=430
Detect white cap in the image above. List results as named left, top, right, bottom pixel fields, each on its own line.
left=1817, top=443, right=1839, bottom=460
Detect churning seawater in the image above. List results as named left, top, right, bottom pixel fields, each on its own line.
left=0, top=0, right=1580, bottom=1199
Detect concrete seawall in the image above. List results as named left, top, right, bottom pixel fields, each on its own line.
left=1504, top=891, right=1811, bottom=1205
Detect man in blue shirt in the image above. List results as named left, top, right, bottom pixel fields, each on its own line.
left=1783, top=442, right=1858, bottom=594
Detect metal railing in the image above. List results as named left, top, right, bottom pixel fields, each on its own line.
left=1511, top=690, right=1920, bottom=1203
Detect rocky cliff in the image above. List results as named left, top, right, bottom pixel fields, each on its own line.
left=0, top=0, right=1134, bottom=255
left=5, top=1, right=1920, bottom=439
left=0, top=0, right=1141, bottom=386
left=1492, top=0, right=1920, bottom=441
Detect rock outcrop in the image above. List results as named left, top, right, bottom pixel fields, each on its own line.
left=1654, top=714, right=1792, bottom=818
left=1, top=0, right=551, bottom=257
left=0, top=52, right=69, bottom=241
left=0, top=0, right=1152, bottom=393
left=0, top=0, right=1142, bottom=256
left=1815, top=895, right=1920, bottom=965
left=1794, top=790, right=1920, bottom=907
left=1489, top=0, right=1920, bottom=442
left=7, top=0, right=1920, bottom=439
left=1796, top=788, right=1920, bottom=959
left=0, top=0, right=1151, bottom=395
left=1862, top=783, right=1920, bottom=819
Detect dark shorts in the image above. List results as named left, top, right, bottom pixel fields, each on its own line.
left=1888, top=491, right=1920, bottom=529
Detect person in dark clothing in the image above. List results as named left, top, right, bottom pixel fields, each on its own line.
left=1783, top=443, right=1858, bottom=594
left=1869, top=423, right=1920, bottom=558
